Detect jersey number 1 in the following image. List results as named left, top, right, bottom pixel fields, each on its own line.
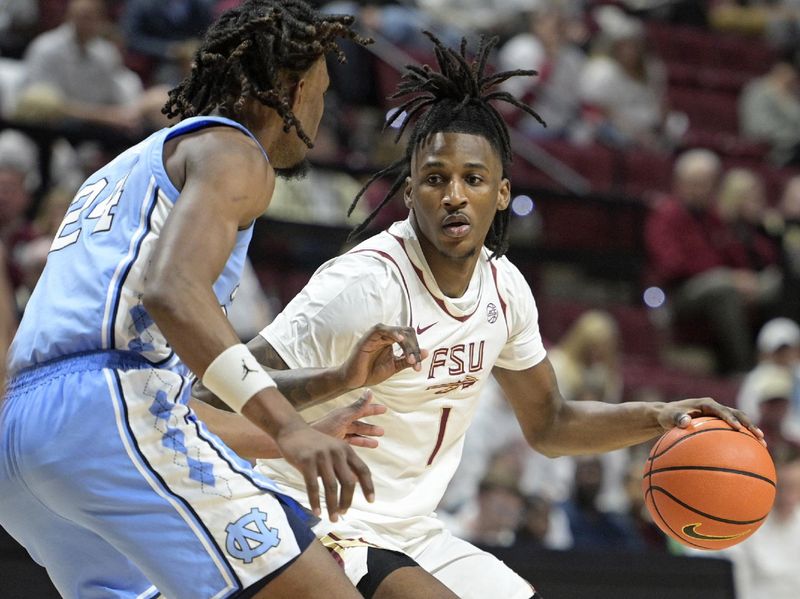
left=427, top=407, right=452, bottom=466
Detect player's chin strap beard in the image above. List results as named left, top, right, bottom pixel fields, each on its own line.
left=274, top=158, right=310, bottom=180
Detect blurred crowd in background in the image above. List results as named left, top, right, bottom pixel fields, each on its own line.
left=3, top=1, right=800, bottom=598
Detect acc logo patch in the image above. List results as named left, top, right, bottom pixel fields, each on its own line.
left=486, top=303, right=498, bottom=324
left=225, top=508, right=281, bottom=563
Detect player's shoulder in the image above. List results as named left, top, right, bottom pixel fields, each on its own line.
left=168, top=121, right=273, bottom=191
left=316, top=234, right=405, bottom=286
left=486, top=252, right=528, bottom=287
left=183, top=124, right=266, bottom=165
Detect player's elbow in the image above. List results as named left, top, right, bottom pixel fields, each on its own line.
left=142, top=275, right=184, bottom=323
left=527, top=434, right=567, bottom=459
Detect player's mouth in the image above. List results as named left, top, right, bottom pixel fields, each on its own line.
left=441, top=213, right=471, bottom=238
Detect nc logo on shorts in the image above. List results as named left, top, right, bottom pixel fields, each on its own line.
left=225, top=508, right=281, bottom=563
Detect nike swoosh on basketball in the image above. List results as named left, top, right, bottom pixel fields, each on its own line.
left=681, top=523, right=750, bottom=541
left=415, top=322, right=437, bottom=335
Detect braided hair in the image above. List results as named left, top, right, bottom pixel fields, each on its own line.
left=347, top=32, right=543, bottom=258
left=163, top=0, right=371, bottom=147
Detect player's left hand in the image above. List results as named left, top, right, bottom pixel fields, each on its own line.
left=339, top=324, right=429, bottom=390
left=310, top=390, right=387, bottom=448
left=659, top=397, right=765, bottom=445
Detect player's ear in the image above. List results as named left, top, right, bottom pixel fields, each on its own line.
left=289, top=77, right=306, bottom=111
left=403, top=176, right=413, bottom=209
left=497, top=178, right=511, bottom=211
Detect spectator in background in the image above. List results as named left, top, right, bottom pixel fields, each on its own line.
left=738, top=317, right=800, bottom=441
left=510, top=494, right=553, bottom=554
left=0, top=0, right=38, bottom=58
left=15, top=0, right=143, bottom=134
left=739, top=61, right=800, bottom=166
left=548, top=309, right=623, bottom=405
left=716, top=168, right=783, bottom=306
left=746, top=363, right=800, bottom=462
left=622, top=455, right=668, bottom=551
left=11, top=184, right=76, bottom=305
left=416, top=0, right=531, bottom=34
left=560, top=455, right=643, bottom=551
left=645, top=149, right=764, bottom=373
left=121, top=0, right=213, bottom=86
left=775, top=175, right=800, bottom=321
left=498, top=3, right=586, bottom=140
left=547, top=310, right=630, bottom=513
left=0, top=136, right=38, bottom=300
left=578, top=5, right=671, bottom=149
left=460, top=468, right=527, bottom=550
left=723, top=455, right=800, bottom=599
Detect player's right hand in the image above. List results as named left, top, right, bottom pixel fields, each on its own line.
left=310, top=390, right=386, bottom=448
left=275, top=423, right=374, bottom=522
left=339, top=323, right=429, bottom=390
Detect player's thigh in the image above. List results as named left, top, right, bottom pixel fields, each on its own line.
left=318, top=527, right=456, bottom=599
left=252, top=541, right=362, bottom=599
left=12, top=366, right=318, bottom=598
left=369, top=557, right=459, bottom=599
left=0, top=467, right=157, bottom=599
left=414, top=531, right=535, bottom=599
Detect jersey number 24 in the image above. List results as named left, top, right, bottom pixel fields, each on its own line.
left=50, top=175, right=128, bottom=252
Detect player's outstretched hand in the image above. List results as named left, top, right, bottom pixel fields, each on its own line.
left=310, top=390, right=387, bottom=448
left=275, top=423, right=374, bottom=522
left=658, top=397, right=765, bottom=445
left=339, top=323, right=429, bottom=390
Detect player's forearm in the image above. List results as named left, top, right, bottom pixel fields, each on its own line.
left=247, top=335, right=351, bottom=409
left=190, top=398, right=281, bottom=460
left=531, top=400, right=665, bottom=457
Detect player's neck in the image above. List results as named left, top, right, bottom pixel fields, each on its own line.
left=235, top=103, right=293, bottom=158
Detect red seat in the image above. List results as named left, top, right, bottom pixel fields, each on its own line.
left=647, top=22, right=774, bottom=76
left=512, top=140, right=616, bottom=194
left=669, top=86, right=740, bottom=136
left=620, top=148, right=673, bottom=198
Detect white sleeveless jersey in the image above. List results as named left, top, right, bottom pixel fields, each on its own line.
left=257, top=219, right=546, bottom=524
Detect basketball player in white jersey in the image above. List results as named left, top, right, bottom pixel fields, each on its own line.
left=193, top=33, right=763, bottom=599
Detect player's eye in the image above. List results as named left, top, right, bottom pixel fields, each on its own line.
left=426, top=174, right=443, bottom=185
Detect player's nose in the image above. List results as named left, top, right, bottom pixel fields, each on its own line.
left=442, top=179, right=467, bottom=206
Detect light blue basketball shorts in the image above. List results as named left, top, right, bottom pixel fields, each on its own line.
left=0, top=351, right=316, bottom=599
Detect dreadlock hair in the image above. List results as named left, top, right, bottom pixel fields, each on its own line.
left=347, top=31, right=544, bottom=258
left=163, top=0, right=371, bottom=147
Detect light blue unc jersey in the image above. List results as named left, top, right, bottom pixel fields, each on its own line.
left=8, top=116, right=255, bottom=376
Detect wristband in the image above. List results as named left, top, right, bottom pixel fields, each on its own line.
left=202, top=344, right=276, bottom=413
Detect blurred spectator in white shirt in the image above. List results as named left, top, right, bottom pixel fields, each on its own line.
left=498, top=3, right=586, bottom=140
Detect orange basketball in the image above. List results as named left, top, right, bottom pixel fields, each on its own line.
left=642, top=416, right=776, bottom=550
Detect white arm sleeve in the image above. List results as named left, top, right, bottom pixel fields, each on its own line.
left=494, top=258, right=547, bottom=370
left=260, top=254, right=407, bottom=369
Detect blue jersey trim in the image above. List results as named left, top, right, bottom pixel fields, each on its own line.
left=107, top=183, right=160, bottom=350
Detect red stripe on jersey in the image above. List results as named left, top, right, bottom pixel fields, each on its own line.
left=389, top=234, right=479, bottom=322
left=351, top=248, right=413, bottom=327
left=489, top=261, right=509, bottom=334
left=426, top=407, right=451, bottom=466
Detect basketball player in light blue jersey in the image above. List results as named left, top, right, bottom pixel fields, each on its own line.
left=0, top=2, right=425, bottom=598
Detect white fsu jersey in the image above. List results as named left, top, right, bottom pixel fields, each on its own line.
left=257, top=218, right=546, bottom=526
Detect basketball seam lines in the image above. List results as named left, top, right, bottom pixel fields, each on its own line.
left=648, top=427, right=756, bottom=459
left=643, top=465, right=776, bottom=486
left=648, top=485, right=769, bottom=525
